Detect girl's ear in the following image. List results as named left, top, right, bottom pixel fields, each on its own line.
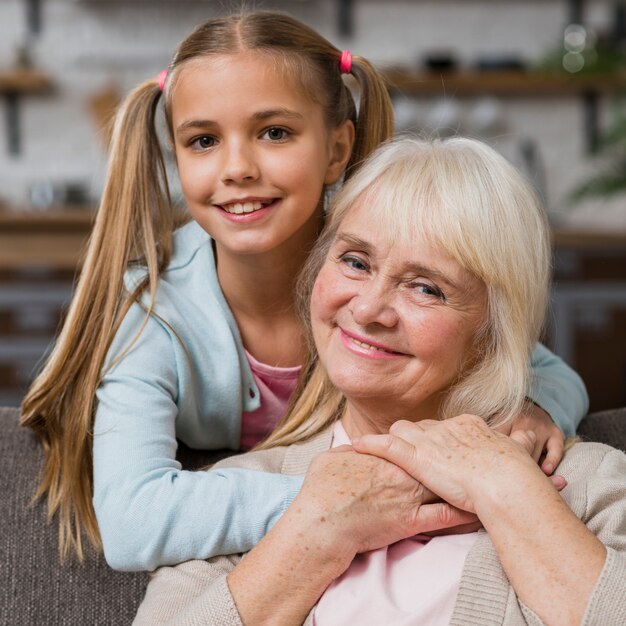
left=324, top=120, right=356, bottom=185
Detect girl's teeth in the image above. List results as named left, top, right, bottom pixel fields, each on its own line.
left=223, top=201, right=270, bottom=214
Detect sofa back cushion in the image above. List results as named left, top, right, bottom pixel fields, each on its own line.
left=1, top=406, right=624, bottom=625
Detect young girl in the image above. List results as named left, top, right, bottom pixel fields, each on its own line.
left=21, top=10, right=588, bottom=572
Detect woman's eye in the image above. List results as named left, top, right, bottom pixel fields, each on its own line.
left=263, top=127, right=289, bottom=141
left=340, top=254, right=369, bottom=272
left=190, top=135, right=216, bottom=150
left=412, top=282, right=445, bottom=300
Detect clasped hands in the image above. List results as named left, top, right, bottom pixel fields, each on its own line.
left=296, top=414, right=565, bottom=561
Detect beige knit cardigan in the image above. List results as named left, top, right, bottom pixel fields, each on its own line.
left=134, top=430, right=626, bottom=626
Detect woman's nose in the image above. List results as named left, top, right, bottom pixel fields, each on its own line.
left=350, top=281, right=398, bottom=328
left=221, top=142, right=260, bottom=184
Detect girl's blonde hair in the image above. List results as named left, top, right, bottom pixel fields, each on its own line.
left=259, top=136, right=551, bottom=450
left=20, top=10, right=394, bottom=561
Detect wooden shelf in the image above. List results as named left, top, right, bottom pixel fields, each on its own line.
left=0, top=209, right=94, bottom=232
left=0, top=69, right=55, bottom=155
left=0, top=210, right=94, bottom=271
left=552, top=227, right=626, bottom=247
left=2, top=210, right=625, bottom=271
left=383, top=69, right=626, bottom=97
left=0, top=69, right=54, bottom=94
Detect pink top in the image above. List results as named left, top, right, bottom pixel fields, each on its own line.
left=314, top=421, right=478, bottom=626
left=239, top=351, right=301, bottom=451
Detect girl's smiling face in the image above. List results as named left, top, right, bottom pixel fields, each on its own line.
left=310, top=199, right=488, bottom=432
left=171, top=52, right=353, bottom=257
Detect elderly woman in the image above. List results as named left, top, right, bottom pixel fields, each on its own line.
left=134, top=138, right=626, bottom=626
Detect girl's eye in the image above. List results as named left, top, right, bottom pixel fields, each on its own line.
left=263, top=127, right=290, bottom=142
left=190, top=135, right=217, bottom=151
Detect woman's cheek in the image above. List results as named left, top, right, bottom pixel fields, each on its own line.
left=310, top=266, right=339, bottom=319
left=309, top=278, right=325, bottom=318
left=309, top=278, right=329, bottom=339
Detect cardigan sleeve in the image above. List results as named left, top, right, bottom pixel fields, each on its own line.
left=134, top=556, right=316, bottom=626
left=133, top=559, right=243, bottom=626
left=133, top=446, right=319, bottom=626
left=518, top=445, right=626, bottom=625
left=527, top=342, right=589, bottom=436
left=93, top=304, right=303, bottom=572
left=579, top=447, right=626, bottom=625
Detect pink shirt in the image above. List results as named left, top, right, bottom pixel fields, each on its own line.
left=314, top=421, right=478, bottom=626
left=239, top=351, right=301, bottom=451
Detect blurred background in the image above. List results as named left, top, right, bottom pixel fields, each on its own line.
left=0, top=0, right=625, bottom=411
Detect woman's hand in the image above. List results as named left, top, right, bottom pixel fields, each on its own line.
left=295, top=445, right=479, bottom=555
left=497, top=401, right=565, bottom=475
left=352, top=415, right=606, bottom=626
left=350, top=414, right=541, bottom=515
left=228, top=444, right=477, bottom=626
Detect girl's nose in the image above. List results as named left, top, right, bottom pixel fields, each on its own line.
left=221, top=142, right=260, bottom=184
left=349, top=281, right=399, bottom=328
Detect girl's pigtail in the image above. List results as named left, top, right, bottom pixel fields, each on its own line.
left=20, top=77, right=172, bottom=560
left=344, top=57, right=394, bottom=179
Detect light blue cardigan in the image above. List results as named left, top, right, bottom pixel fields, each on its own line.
left=93, top=221, right=588, bottom=571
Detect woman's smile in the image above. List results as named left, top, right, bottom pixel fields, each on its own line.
left=339, top=328, right=406, bottom=359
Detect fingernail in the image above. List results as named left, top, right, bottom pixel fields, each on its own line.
left=553, top=475, right=567, bottom=489
left=351, top=437, right=361, bottom=446
left=526, top=430, right=536, bottom=442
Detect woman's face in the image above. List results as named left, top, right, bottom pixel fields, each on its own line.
left=310, top=200, right=488, bottom=429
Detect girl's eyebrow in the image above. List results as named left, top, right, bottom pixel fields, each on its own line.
left=335, top=231, right=460, bottom=289
left=176, top=119, right=215, bottom=135
left=252, top=108, right=305, bottom=121
left=176, top=109, right=304, bottom=135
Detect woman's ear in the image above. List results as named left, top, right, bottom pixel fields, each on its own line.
left=324, top=120, right=355, bottom=185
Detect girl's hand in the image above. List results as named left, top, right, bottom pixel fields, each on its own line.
left=496, top=401, right=565, bottom=475
left=351, top=415, right=544, bottom=516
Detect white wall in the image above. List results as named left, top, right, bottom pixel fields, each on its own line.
left=0, top=0, right=623, bottom=228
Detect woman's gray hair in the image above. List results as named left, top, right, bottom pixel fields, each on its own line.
left=300, top=136, right=551, bottom=427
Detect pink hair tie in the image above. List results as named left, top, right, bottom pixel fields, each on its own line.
left=339, top=50, right=352, bottom=74
left=157, top=69, right=168, bottom=91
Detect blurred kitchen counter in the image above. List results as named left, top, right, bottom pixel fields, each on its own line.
left=1, top=209, right=626, bottom=270
left=549, top=227, right=626, bottom=412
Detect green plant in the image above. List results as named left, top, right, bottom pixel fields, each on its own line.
left=571, top=102, right=626, bottom=200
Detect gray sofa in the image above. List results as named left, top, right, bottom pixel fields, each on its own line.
left=1, top=406, right=625, bottom=626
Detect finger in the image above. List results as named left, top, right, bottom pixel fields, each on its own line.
left=422, top=520, right=484, bottom=537
left=411, top=503, right=478, bottom=535
left=509, top=429, right=537, bottom=457
left=541, top=434, right=565, bottom=475
left=351, top=433, right=420, bottom=478
left=389, top=419, right=427, bottom=438
left=549, top=474, right=568, bottom=491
